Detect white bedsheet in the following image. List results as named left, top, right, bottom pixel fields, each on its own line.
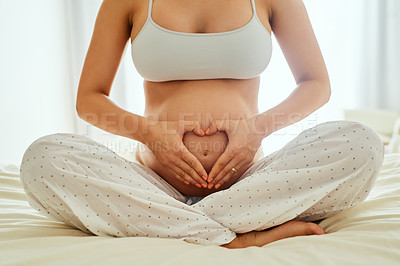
left=1, top=154, right=400, bottom=265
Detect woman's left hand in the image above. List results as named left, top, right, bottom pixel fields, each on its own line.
left=206, top=116, right=266, bottom=188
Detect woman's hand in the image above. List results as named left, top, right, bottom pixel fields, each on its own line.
left=206, top=116, right=266, bottom=189
left=142, top=118, right=209, bottom=188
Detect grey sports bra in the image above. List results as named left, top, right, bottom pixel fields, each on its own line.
left=131, top=0, right=272, bottom=82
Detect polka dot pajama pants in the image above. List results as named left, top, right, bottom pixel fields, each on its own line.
left=20, top=120, right=384, bottom=245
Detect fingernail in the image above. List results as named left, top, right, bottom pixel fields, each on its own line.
left=205, top=128, right=210, bottom=134
left=184, top=181, right=190, bottom=185
left=195, top=184, right=202, bottom=188
left=208, top=184, right=213, bottom=189
left=215, top=184, right=221, bottom=189
left=202, top=176, right=207, bottom=181
left=200, top=129, right=205, bottom=135
left=202, top=183, right=207, bottom=188
left=207, top=177, right=213, bottom=182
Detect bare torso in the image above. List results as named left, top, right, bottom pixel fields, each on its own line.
left=130, top=0, right=272, bottom=196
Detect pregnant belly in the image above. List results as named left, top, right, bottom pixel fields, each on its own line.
left=136, top=78, right=262, bottom=196
left=182, top=131, right=228, bottom=173
left=135, top=131, right=251, bottom=196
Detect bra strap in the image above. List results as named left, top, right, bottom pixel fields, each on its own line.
left=250, top=0, right=257, bottom=18
left=147, top=0, right=153, bottom=18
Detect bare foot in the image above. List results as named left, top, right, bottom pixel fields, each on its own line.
left=221, top=220, right=325, bottom=249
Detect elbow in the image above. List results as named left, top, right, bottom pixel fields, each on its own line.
left=75, top=100, right=80, bottom=117
left=75, top=96, right=83, bottom=119
left=318, top=78, right=331, bottom=106
left=323, top=83, right=331, bottom=104
left=75, top=91, right=105, bottom=122
left=75, top=92, right=89, bottom=120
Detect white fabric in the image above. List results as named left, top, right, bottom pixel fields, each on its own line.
left=389, top=118, right=400, bottom=153
left=18, top=120, right=383, bottom=246
left=2, top=146, right=400, bottom=264
left=131, top=0, right=272, bottom=82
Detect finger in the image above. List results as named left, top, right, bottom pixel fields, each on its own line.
left=211, top=159, right=240, bottom=188
left=160, top=155, right=193, bottom=185
left=166, top=166, right=192, bottom=185
left=193, top=121, right=206, bottom=136
left=181, top=149, right=209, bottom=184
left=168, top=162, right=204, bottom=187
left=165, top=146, right=207, bottom=187
left=206, top=120, right=218, bottom=135
left=214, top=160, right=248, bottom=188
left=215, top=119, right=229, bottom=131
left=172, top=156, right=208, bottom=187
left=184, top=120, right=204, bottom=137
left=207, top=149, right=234, bottom=183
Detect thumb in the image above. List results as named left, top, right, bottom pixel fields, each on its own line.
left=205, top=119, right=218, bottom=136
left=215, top=119, right=229, bottom=132
left=183, top=120, right=205, bottom=136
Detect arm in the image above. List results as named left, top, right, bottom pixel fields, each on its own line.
left=256, top=0, right=331, bottom=136
left=207, top=0, right=331, bottom=186
left=76, top=0, right=208, bottom=186
left=75, top=0, right=146, bottom=141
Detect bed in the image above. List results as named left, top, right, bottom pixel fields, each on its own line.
left=1, top=153, right=400, bottom=265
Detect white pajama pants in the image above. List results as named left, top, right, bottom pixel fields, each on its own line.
left=20, top=120, right=384, bottom=245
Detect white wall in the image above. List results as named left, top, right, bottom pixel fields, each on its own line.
left=0, top=0, right=75, bottom=164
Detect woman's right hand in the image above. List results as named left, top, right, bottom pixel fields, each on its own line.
left=141, top=118, right=209, bottom=188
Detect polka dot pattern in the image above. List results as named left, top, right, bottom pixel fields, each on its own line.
left=19, top=120, right=384, bottom=245
left=20, top=133, right=235, bottom=245
left=193, top=121, right=385, bottom=233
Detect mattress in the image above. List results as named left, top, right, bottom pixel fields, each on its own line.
left=1, top=154, right=400, bottom=265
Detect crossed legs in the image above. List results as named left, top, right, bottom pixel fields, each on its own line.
left=20, top=120, right=384, bottom=246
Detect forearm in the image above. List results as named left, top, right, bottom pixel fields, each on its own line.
left=256, top=80, right=331, bottom=137
left=76, top=92, right=147, bottom=143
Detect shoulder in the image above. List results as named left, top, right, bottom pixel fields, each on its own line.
left=265, top=0, right=306, bottom=17
left=265, top=0, right=305, bottom=9
left=263, top=0, right=310, bottom=30
left=99, top=0, right=140, bottom=26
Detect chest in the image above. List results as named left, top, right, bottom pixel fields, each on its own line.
left=129, top=0, right=273, bottom=82
left=130, top=0, right=271, bottom=37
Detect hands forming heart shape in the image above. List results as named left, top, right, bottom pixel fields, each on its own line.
left=143, top=117, right=265, bottom=190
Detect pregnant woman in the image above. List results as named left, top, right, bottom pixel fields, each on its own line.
left=20, top=0, right=384, bottom=248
